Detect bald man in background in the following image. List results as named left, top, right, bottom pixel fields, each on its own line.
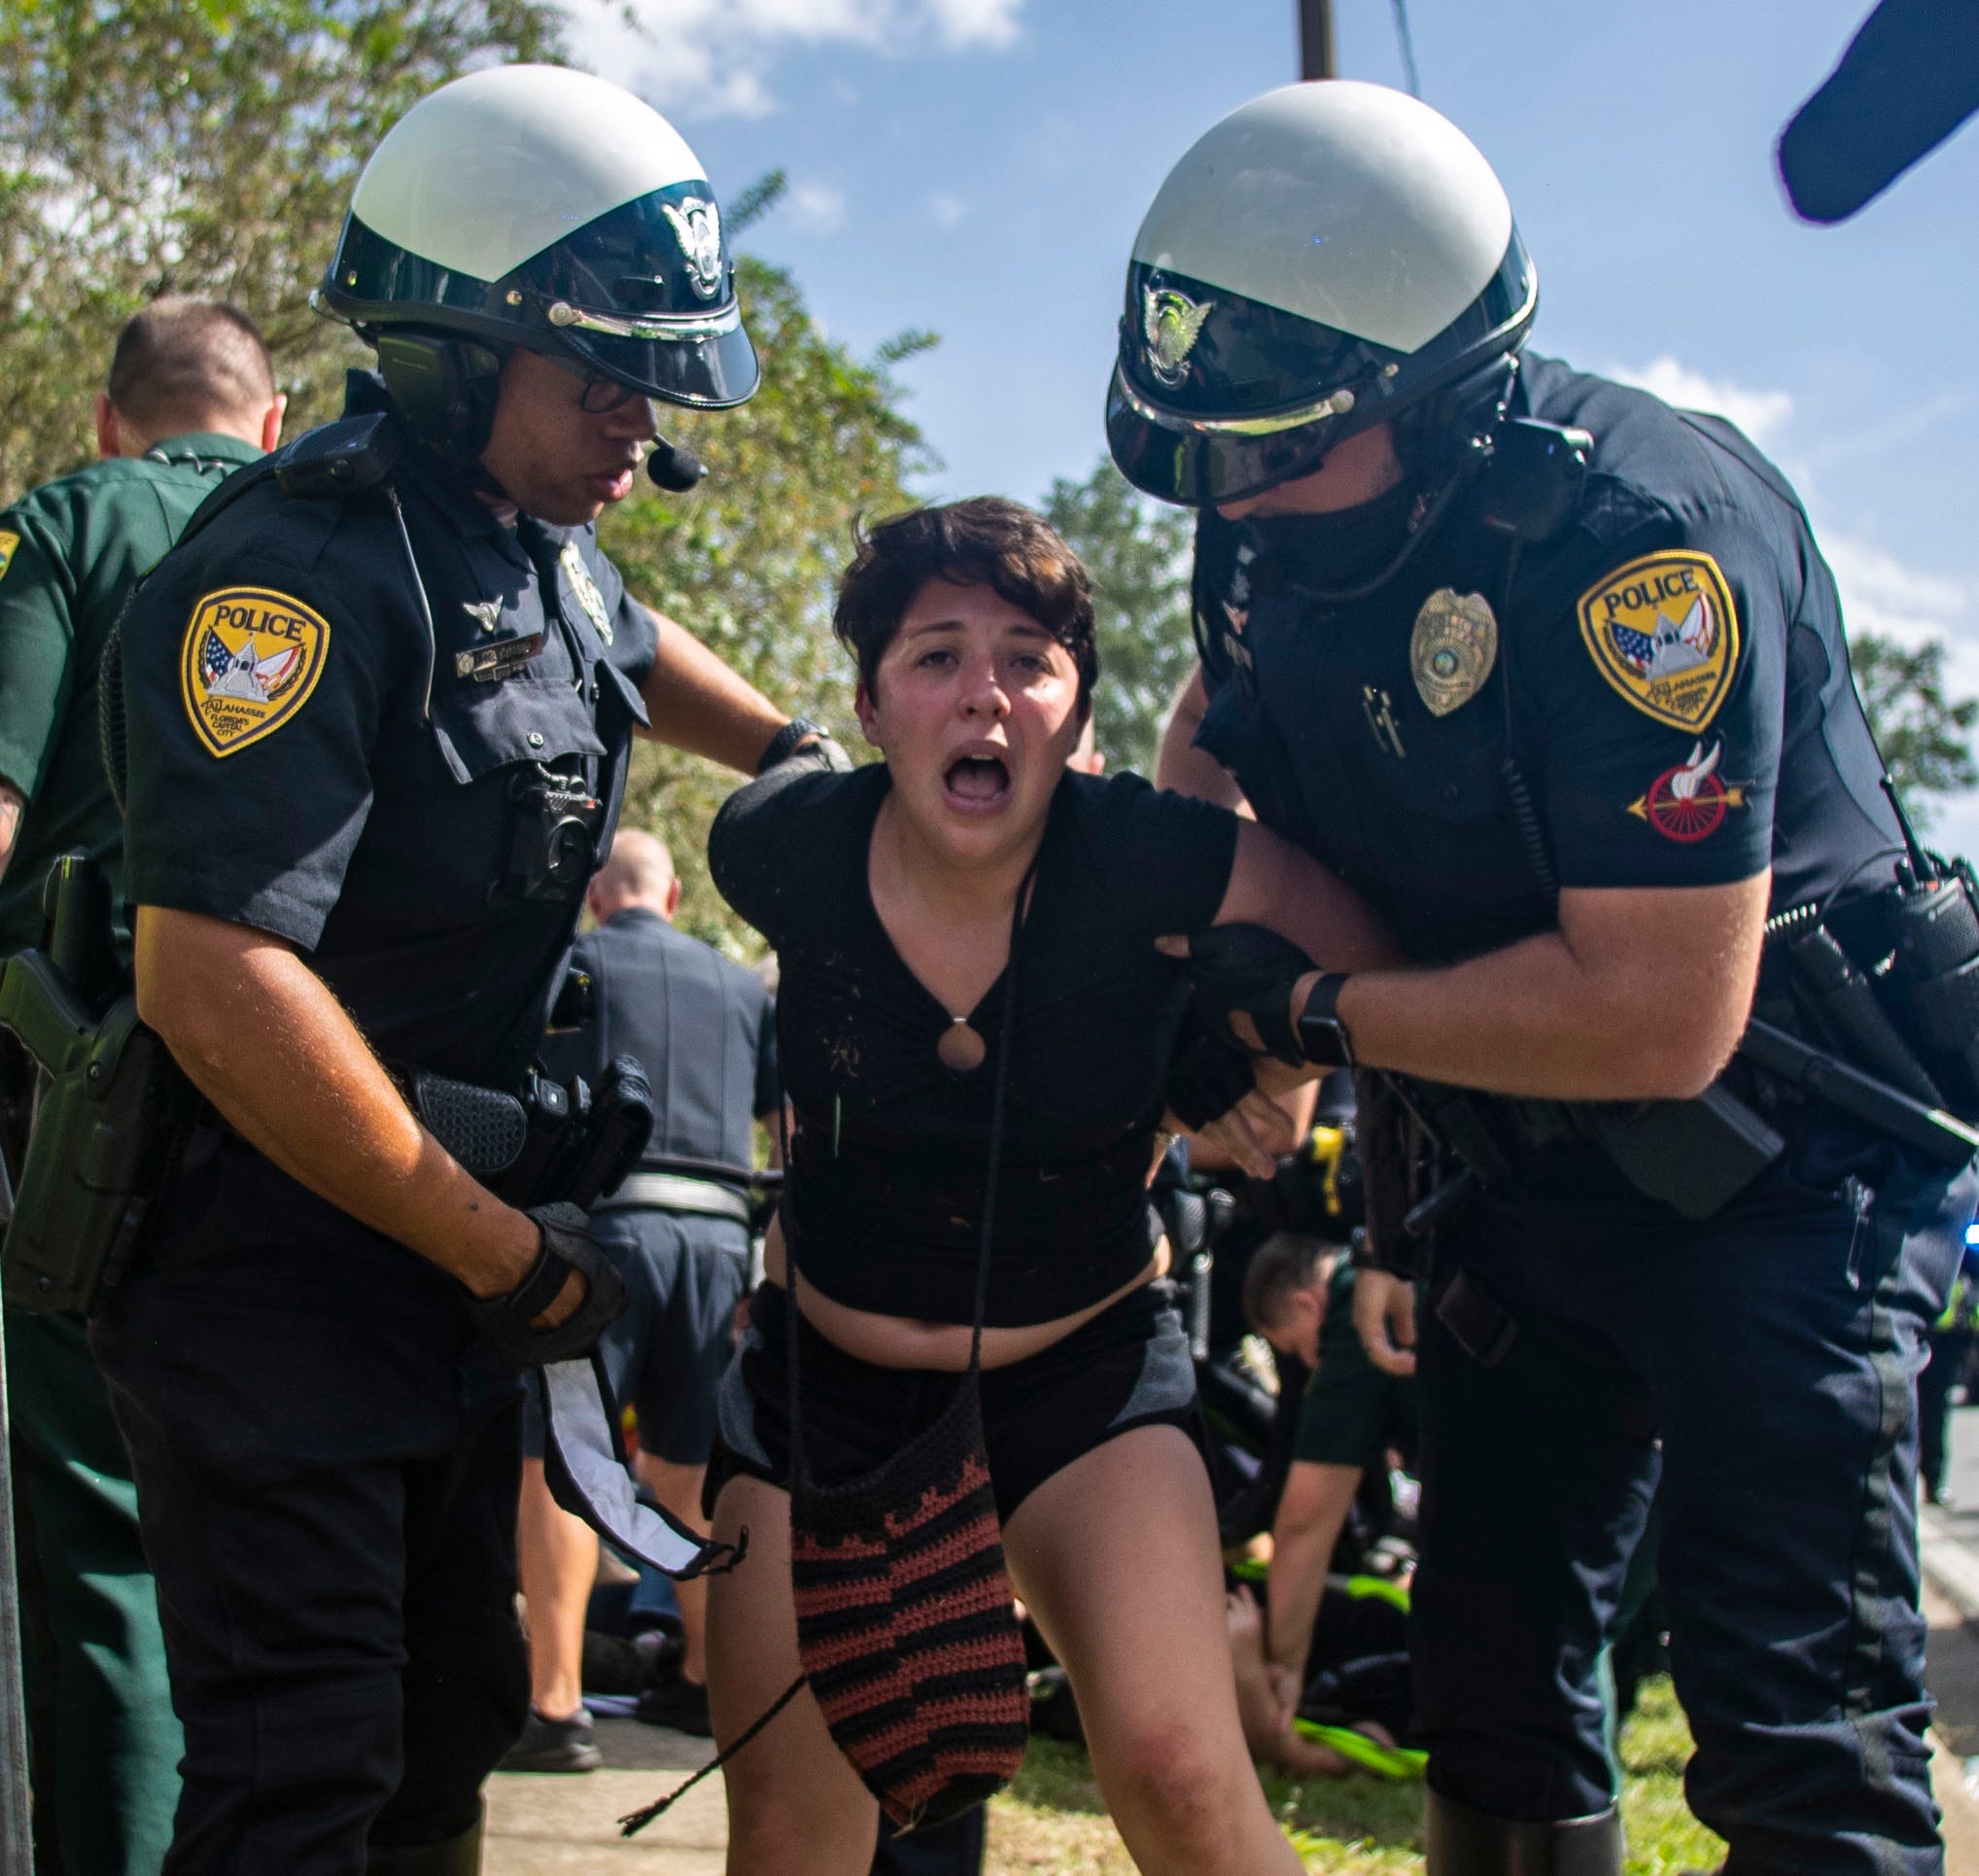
left=0, top=294, right=284, bottom=1874
left=505, top=831, right=780, bottom=1769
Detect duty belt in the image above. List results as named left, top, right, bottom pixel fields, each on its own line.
left=595, top=1168, right=753, bottom=1226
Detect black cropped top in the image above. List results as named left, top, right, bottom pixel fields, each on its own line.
left=709, top=761, right=1239, bottom=1326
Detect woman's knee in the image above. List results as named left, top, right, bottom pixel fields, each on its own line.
left=1100, top=1715, right=1253, bottom=1850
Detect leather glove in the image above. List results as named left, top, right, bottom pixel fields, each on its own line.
left=469, top=1201, right=627, bottom=1369
left=1164, top=1033, right=1260, bottom=1131
left=1176, top=923, right=1314, bottom=1067
left=758, top=717, right=852, bottom=776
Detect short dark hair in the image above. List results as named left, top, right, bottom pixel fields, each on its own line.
left=1240, top=1232, right=1337, bottom=1333
left=832, top=497, right=1097, bottom=705
left=106, top=296, right=276, bottom=439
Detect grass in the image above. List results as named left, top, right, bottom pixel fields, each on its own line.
left=985, top=1677, right=1726, bottom=1874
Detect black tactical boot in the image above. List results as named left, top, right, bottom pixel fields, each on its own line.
left=1426, top=1787, right=1622, bottom=1875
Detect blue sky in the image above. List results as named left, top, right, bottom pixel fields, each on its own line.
left=566, top=0, right=1979, bottom=831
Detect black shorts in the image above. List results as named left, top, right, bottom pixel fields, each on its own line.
left=705, top=1279, right=1203, bottom=1525
left=523, top=1208, right=749, bottom=1468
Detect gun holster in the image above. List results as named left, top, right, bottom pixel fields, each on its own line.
left=0, top=959, right=193, bottom=1315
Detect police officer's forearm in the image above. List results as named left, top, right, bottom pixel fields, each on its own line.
left=637, top=607, right=788, bottom=774
left=1290, top=874, right=1769, bottom=1100
left=133, top=907, right=540, bottom=1298
left=1156, top=667, right=1247, bottom=810
left=0, top=778, right=22, bottom=884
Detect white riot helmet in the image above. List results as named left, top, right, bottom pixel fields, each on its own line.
left=1106, top=81, right=1536, bottom=506
left=318, top=65, right=758, bottom=442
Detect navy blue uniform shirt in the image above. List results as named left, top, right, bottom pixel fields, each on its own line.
left=119, top=374, right=657, bottom=1090
left=1195, top=355, right=1902, bottom=967
left=540, top=906, right=778, bottom=1170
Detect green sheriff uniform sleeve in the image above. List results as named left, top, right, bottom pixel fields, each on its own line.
left=0, top=513, right=79, bottom=804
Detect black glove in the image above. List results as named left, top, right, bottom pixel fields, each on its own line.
left=758, top=717, right=852, bottom=776
left=1164, top=1033, right=1259, bottom=1131
left=469, top=1201, right=627, bottom=1369
left=1177, top=923, right=1314, bottom=1067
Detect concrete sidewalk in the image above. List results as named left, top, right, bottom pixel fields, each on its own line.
left=486, top=1719, right=722, bottom=1873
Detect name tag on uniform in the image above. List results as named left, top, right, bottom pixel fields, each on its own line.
left=454, top=633, right=544, bottom=683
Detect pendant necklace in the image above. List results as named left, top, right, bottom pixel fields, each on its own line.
left=937, top=1015, right=988, bottom=1074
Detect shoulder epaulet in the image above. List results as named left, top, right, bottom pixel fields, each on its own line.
left=174, top=412, right=403, bottom=552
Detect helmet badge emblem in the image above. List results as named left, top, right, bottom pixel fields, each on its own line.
left=1410, top=588, right=1498, bottom=716
left=661, top=197, right=725, bottom=299
left=1141, top=285, right=1213, bottom=389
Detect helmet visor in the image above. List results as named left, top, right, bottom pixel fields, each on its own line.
left=1108, top=238, right=1535, bottom=506
left=544, top=304, right=759, bottom=409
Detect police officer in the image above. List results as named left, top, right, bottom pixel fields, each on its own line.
left=1112, top=80, right=1975, bottom=1876
left=507, top=828, right=779, bottom=1766
left=88, top=66, right=832, bottom=1875
left=0, top=295, right=284, bottom=1875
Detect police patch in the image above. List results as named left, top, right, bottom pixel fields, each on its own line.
left=0, top=531, right=17, bottom=585
left=560, top=541, right=611, bottom=643
left=179, top=586, right=330, bottom=757
left=1576, top=550, right=1738, bottom=731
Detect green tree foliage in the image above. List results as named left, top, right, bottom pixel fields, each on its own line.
left=1042, top=457, right=1196, bottom=775
left=0, top=0, right=565, bottom=498
left=1850, top=632, right=1979, bottom=826
left=603, top=238, right=934, bottom=949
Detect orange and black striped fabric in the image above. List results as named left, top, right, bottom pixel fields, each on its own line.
left=790, top=1381, right=1029, bottom=1829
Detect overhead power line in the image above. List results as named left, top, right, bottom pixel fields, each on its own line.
left=1391, top=0, right=1422, bottom=94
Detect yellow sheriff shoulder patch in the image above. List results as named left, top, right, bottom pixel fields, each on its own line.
left=179, top=587, right=330, bottom=757
left=1576, top=550, right=1739, bottom=731
left=0, top=531, right=18, bottom=585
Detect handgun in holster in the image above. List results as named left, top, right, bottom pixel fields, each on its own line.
left=0, top=852, right=196, bottom=1314
left=409, top=1055, right=655, bottom=1210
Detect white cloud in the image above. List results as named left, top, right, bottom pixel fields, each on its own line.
left=1611, top=355, right=1795, bottom=447
left=1823, top=534, right=1975, bottom=645
left=559, top=0, right=1022, bottom=121
left=789, top=182, right=847, bottom=234
left=927, top=191, right=967, bottom=227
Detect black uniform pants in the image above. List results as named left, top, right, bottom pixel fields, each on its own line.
left=1413, top=1124, right=1973, bottom=1875
left=89, top=1146, right=529, bottom=1875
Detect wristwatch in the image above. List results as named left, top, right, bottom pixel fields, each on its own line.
left=756, top=716, right=835, bottom=774
left=1296, top=972, right=1355, bottom=1069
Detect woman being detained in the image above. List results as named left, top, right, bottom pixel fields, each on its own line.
left=702, top=497, right=1388, bottom=1876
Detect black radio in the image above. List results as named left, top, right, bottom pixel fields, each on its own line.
left=411, top=1055, right=653, bottom=1209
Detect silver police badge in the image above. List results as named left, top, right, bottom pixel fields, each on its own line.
left=661, top=196, right=724, bottom=298
left=1409, top=588, right=1497, bottom=716
left=560, top=540, right=612, bottom=644
left=1142, top=285, right=1213, bottom=389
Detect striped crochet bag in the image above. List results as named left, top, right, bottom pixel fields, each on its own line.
left=784, top=867, right=1035, bottom=1827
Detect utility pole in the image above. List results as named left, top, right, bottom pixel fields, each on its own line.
left=1300, top=0, right=1337, bottom=80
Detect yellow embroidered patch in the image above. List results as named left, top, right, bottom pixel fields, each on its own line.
left=0, top=531, right=18, bottom=584
left=1576, top=550, right=1739, bottom=731
left=179, top=587, right=330, bottom=758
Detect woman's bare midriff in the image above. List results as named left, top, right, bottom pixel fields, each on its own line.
left=761, top=1213, right=1171, bottom=1371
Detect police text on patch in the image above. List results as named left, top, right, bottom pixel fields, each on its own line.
left=1576, top=550, right=1739, bottom=732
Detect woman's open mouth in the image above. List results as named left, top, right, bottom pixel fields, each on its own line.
left=942, top=753, right=1012, bottom=815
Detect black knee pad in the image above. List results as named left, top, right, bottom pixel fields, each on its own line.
left=366, top=1807, right=481, bottom=1875
left=1426, top=1788, right=1621, bottom=1876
